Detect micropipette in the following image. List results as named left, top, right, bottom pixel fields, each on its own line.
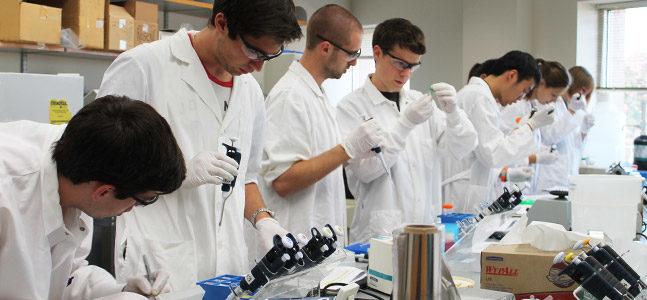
left=219, top=137, right=241, bottom=226
left=362, top=116, right=390, bottom=177
left=143, top=254, right=154, bottom=285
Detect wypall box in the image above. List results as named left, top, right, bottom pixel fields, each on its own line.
left=481, top=244, right=580, bottom=300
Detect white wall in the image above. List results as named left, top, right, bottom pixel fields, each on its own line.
left=531, top=0, right=578, bottom=67
left=576, top=2, right=600, bottom=77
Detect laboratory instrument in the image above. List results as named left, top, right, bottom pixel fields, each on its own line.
left=457, top=185, right=523, bottom=235
left=143, top=254, right=154, bottom=285
left=362, top=116, right=390, bottom=177
left=219, top=137, right=242, bottom=226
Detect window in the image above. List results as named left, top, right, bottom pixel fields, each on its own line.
left=590, top=4, right=647, bottom=167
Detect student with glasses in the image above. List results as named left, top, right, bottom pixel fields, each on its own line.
left=98, top=0, right=302, bottom=290
left=252, top=4, right=384, bottom=256
left=336, top=18, right=477, bottom=243
left=0, top=95, right=186, bottom=299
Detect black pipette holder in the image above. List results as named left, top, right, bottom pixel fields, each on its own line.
left=457, top=185, right=523, bottom=236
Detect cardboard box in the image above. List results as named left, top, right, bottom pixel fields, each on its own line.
left=367, top=236, right=393, bottom=295
left=0, top=1, right=62, bottom=44
left=124, top=0, right=158, bottom=23
left=134, top=20, right=158, bottom=47
left=481, top=244, right=579, bottom=300
left=105, top=4, right=134, bottom=51
left=60, top=0, right=105, bottom=49
left=125, top=1, right=158, bottom=47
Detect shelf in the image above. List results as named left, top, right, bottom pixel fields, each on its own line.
left=0, top=40, right=121, bottom=60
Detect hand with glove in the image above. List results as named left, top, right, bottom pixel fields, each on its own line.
left=534, top=151, right=559, bottom=165
left=581, top=114, right=595, bottom=133
left=341, top=119, right=384, bottom=159
left=430, top=82, right=457, bottom=114
left=123, top=269, right=172, bottom=296
left=255, top=217, right=289, bottom=251
left=182, top=151, right=239, bottom=189
left=568, top=93, right=587, bottom=111
left=505, top=167, right=535, bottom=182
left=527, top=106, right=555, bottom=130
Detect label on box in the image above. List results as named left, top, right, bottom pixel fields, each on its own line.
left=119, top=19, right=126, bottom=29
left=143, top=24, right=149, bottom=33
left=119, top=40, right=127, bottom=50
left=96, top=20, right=104, bottom=29
left=49, top=99, right=72, bottom=125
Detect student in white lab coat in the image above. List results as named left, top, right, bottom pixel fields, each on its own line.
left=335, top=18, right=477, bottom=243
left=97, top=0, right=302, bottom=289
left=0, top=96, right=184, bottom=300
left=443, top=51, right=554, bottom=213
left=255, top=4, right=384, bottom=253
left=536, top=66, right=596, bottom=189
left=499, top=59, right=571, bottom=192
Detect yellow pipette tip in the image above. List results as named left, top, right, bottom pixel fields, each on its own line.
left=565, top=252, right=575, bottom=263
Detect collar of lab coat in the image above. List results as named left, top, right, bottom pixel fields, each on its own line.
left=40, top=146, right=69, bottom=246
left=363, top=74, right=406, bottom=108
left=170, top=29, right=223, bottom=123
left=289, top=61, right=325, bottom=99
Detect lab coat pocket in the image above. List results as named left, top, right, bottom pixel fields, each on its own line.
left=369, top=210, right=403, bottom=237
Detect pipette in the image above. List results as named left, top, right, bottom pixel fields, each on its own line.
left=143, top=254, right=154, bottom=285
left=219, top=137, right=241, bottom=226
left=362, top=116, right=390, bottom=177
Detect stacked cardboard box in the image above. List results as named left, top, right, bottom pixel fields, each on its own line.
left=0, top=0, right=62, bottom=45
left=60, top=0, right=105, bottom=49
left=124, top=1, right=158, bottom=47
left=105, top=3, right=134, bottom=51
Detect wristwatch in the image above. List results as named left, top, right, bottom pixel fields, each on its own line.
left=251, top=207, right=275, bottom=229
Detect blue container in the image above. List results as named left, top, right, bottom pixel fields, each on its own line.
left=344, top=242, right=370, bottom=254
left=197, top=275, right=257, bottom=299
left=438, top=213, right=475, bottom=224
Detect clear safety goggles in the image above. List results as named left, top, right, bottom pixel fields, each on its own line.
left=384, top=49, right=421, bottom=73
left=240, top=35, right=283, bottom=61
left=316, top=34, right=361, bottom=62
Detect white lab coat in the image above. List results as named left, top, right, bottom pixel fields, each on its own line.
left=443, top=77, right=537, bottom=213
left=499, top=99, right=543, bottom=192
left=256, top=61, right=346, bottom=250
left=337, top=76, right=477, bottom=243
left=0, top=121, right=124, bottom=299
left=98, top=29, right=265, bottom=288
left=536, top=98, right=582, bottom=190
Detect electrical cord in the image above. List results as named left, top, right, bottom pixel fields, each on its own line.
left=357, top=288, right=386, bottom=300
left=321, top=282, right=348, bottom=296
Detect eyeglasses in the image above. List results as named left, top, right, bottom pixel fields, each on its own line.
left=383, top=49, right=421, bottom=72
left=240, top=35, right=283, bottom=61
left=129, top=193, right=160, bottom=206
left=316, top=34, right=361, bottom=62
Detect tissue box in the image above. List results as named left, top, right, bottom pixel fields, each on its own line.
left=481, top=244, right=578, bottom=300
left=367, top=236, right=393, bottom=294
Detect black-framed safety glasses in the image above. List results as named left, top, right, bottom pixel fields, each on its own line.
left=316, top=34, right=361, bottom=62
left=383, top=49, right=422, bottom=72
left=240, top=35, right=283, bottom=61
left=129, top=193, right=159, bottom=206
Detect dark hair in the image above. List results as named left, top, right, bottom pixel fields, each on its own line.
left=536, top=59, right=570, bottom=88
left=372, top=18, right=425, bottom=55
left=306, top=4, right=362, bottom=50
left=467, top=59, right=495, bottom=82
left=568, top=66, right=595, bottom=101
left=210, top=0, right=302, bottom=44
left=53, top=95, right=186, bottom=198
left=480, top=50, right=541, bottom=85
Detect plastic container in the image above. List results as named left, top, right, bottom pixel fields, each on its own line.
left=569, top=175, right=642, bottom=241
left=197, top=275, right=257, bottom=299
left=634, top=135, right=647, bottom=170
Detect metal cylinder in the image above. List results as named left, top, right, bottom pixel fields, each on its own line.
left=393, top=224, right=444, bottom=299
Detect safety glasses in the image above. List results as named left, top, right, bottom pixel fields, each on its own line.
left=129, top=193, right=159, bottom=206
left=240, top=35, right=283, bottom=61
left=316, top=34, right=361, bottom=62
left=383, top=49, right=421, bottom=73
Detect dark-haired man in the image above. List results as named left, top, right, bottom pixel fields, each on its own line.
left=0, top=95, right=186, bottom=299
left=98, top=0, right=302, bottom=289
left=336, top=18, right=477, bottom=243
left=253, top=4, right=383, bottom=255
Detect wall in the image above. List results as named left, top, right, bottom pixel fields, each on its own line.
left=531, top=0, right=578, bottom=67
left=351, top=0, right=464, bottom=90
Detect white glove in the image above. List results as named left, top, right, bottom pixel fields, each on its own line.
left=581, top=114, right=595, bottom=133
left=535, top=151, right=559, bottom=164
left=569, top=93, right=587, bottom=111
left=527, top=106, right=555, bottom=130
left=182, top=151, right=239, bottom=189
left=123, top=269, right=172, bottom=296
left=256, top=217, right=289, bottom=251
left=341, top=119, right=384, bottom=158
left=402, top=93, right=435, bottom=127
left=506, top=167, right=534, bottom=182
left=430, top=82, right=457, bottom=114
